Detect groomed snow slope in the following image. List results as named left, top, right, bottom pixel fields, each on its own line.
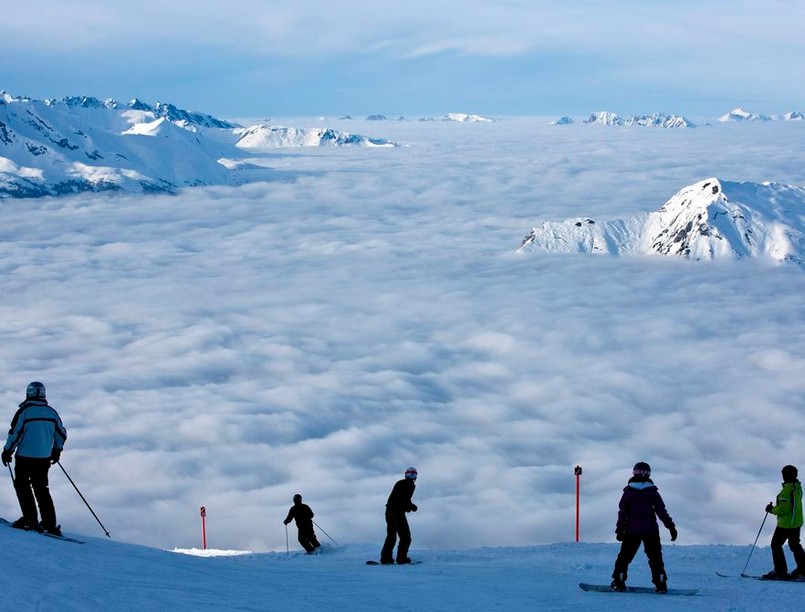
left=1, top=522, right=799, bottom=611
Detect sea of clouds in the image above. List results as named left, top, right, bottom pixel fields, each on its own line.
left=1, top=117, right=804, bottom=552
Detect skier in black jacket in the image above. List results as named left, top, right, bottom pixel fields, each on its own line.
left=283, top=494, right=321, bottom=553
left=2, top=382, right=67, bottom=536
left=380, top=467, right=418, bottom=564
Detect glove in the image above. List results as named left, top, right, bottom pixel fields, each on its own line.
left=669, top=525, right=678, bottom=542
left=283, top=519, right=290, bottom=525
left=766, top=502, right=774, bottom=513
left=50, top=447, right=62, bottom=465
left=1, top=448, right=12, bottom=466
left=615, top=530, right=624, bottom=542
left=410, top=504, right=418, bottom=512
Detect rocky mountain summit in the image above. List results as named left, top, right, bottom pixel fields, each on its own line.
left=519, top=178, right=805, bottom=266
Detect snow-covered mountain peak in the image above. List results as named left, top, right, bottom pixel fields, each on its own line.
left=649, top=178, right=805, bottom=262
left=441, top=113, right=497, bottom=123
left=57, top=96, right=118, bottom=110
left=718, top=108, right=772, bottom=122
left=655, top=177, right=724, bottom=217
left=584, top=111, right=623, bottom=126
left=583, top=111, right=694, bottom=128
left=122, top=116, right=177, bottom=137
left=648, top=178, right=734, bottom=257
left=519, top=178, right=805, bottom=265
left=149, top=101, right=240, bottom=129
left=233, top=124, right=398, bottom=148
left=127, top=98, right=152, bottom=111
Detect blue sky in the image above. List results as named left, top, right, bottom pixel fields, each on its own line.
left=3, top=1, right=805, bottom=117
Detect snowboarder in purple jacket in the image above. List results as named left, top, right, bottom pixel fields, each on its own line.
left=611, top=462, right=677, bottom=593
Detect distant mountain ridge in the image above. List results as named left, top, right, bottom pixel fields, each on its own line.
left=551, top=107, right=804, bottom=127
left=234, top=125, right=396, bottom=148
left=718, top=107, right=803, bottom=122
left=518, top=178, right=805, bottom=266
left=44, top=94, right=241, bottom=129
left=583, top=111, right=695, bottom=128
left=342, top=113, right=498, bottom=122
left=0, top=90, right=397, bottom=198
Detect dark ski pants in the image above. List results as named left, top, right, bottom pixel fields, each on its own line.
left=380, top=509, right=411, bottom=563
left=297, top=523, right=321, bottom=553
left=13, top=456, right=57, bottom=530
left=770, top=526, right=805, bottom=574
left=612, top=530, right=667, bottom=586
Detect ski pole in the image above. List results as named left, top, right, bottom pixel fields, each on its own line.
left=312, top=520, right=338, bottom=545
left=285, top=523, right=289, bottom=554
left=742, top=511, right=769, bottom=574
left=6, top=463, right=14, bottom=484
left=56, top=462, right=111, bottom=538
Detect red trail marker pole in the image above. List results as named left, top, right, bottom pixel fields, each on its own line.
left=200, top=506, right=207, bottom=550
left=574, top=466, right=582, bottom=542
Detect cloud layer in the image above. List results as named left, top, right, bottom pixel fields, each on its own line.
left=2, top=119, right=805, bottom=552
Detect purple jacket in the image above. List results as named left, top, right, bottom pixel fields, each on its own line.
left=616, top=478, right=675, bottom=536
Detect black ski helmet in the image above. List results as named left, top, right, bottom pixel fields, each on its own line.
left=782, top=465, right=798, bottom=482
left=293, top=494, right=302, bottom=503
left=26, top=381, right=46, bottom=400
left=632, top=462, right=651, bottom=477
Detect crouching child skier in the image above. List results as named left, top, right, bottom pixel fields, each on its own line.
left=611, top=462, right=677, bottom=593
left=283, top=494, right=321, bottom=554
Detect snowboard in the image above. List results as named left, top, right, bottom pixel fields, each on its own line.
left=579, top=582, right=697, bottom=596
left=0, top=517, right=85, bottom=544
left=366, top=560, right=422, bottom=565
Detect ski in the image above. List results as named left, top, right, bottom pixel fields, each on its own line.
left=740, top=573, right=805, bottom=582
left=0, top=517, right=85, bottom=544
left=717, top=571, right=805, bottom=582
left=579, top=582, right=697, bottom=596
left=366, top=560, right=422, bottom=565
left=43, top=532, right=86, bottom=544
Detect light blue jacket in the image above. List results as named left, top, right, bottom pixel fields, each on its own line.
left=4, top=399, right=67, bottom=459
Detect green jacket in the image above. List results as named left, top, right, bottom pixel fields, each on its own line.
left=771, top=481, right=803, bottom=529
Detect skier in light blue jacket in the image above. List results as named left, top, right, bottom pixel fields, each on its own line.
left=2, top=382, right=67, bottom=535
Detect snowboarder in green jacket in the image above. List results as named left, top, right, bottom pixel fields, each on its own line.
left=764, top=465, right=805, bottom=579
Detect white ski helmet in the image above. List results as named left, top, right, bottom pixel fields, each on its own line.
left=26, top=381, right=46, bottom=400
left=405, top=467, right=418, bottom=480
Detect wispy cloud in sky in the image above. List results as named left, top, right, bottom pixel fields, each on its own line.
left=2, top=1, right=804, bottom=116
left=2, top=119, right=805, bottom=551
